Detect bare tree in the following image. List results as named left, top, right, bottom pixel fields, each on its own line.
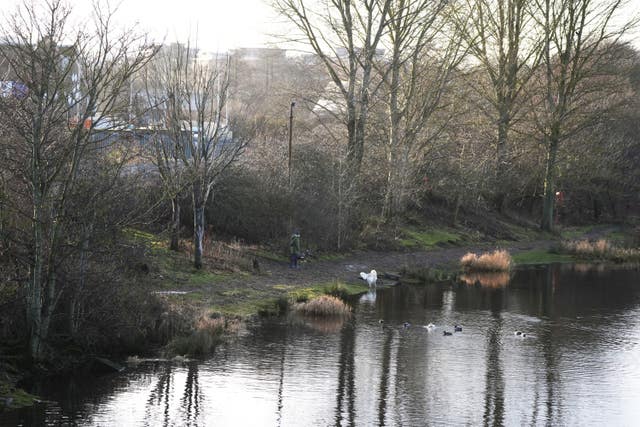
left=453, top=0, right=543, bottom=211
left=533, top=0, right=636, bottom=230
left=142, top=44, right=191, bottom=251
left=0, top=0, right=155, bottom=360
left=379, top=0, right=464, bottom=219
left=273, top=0, right=392, bottom=175
left=143, top=42, right=247, bottom=269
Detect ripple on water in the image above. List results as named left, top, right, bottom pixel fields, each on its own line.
left=4, top=265, right=640, bottom=426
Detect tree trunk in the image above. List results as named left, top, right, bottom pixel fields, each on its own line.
left=383, top=69, right=401, bottom=220
left=541, top=135, right=559, bottom=231
left=29, top=210, right=44, bottom=360
left=383, top=39, right=403, bottom=221
left=495, top=112, right=510, bottom=212
left=346, top=100, right=360, bottom=176
left=453, top=192, right=462, bottom=226
left=193, top=196, right=205, bottom=270
left=170, top=197, right=181, bottom=251
left=593, top=198, right=600, bottom=221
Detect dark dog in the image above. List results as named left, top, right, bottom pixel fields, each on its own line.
left=298, top=249, right=313, bottom=262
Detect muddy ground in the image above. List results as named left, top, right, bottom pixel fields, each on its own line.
left=186, top=239, right=556, bottom=314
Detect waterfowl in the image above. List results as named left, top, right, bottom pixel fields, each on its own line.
left=378, top=319, right=385, bottom=324
left=403, top=322, right=411, bottom=328
left=454, top=325, right=462, bottom=332
left=423, top=323, right=436, bottom=330
left=443, top=331, right=453, bottom=336
left=514, top=331, right=523, bottom=336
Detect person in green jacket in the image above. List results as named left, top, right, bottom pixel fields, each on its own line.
left=289, top=229, right=301, bottom=268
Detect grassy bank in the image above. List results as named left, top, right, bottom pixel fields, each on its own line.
left=162, top=279, right=369, bottom=320
left=512, top=249, right=576, bottom=265
left=0, top=381, right=37, bottom=410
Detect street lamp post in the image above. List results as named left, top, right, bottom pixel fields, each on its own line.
left=288, top=101, right=295, bottom=232
left=288, top=101, right=295, bottom=190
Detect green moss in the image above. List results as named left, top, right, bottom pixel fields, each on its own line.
left=560, top=226, right=595, bottom=240
left=287, top=281, right=368, bottom=303
left=321, top=281, right=368, bottom=297
left=122, top=227, right=166, bottom=249
left=288, top=288, right=319, bottom=303
left=606, top=231, right=627, bottom=244
left=208, top=281, right=369, bottom=319
left=218, top=289, right=249, bottom=298
left=186, top=270, right=230, bottom=287
left=399, top=228, right=462, bottom=249
left=0, top=381, right=38, bottom=409
left=513, top=250, right=575, bottom=265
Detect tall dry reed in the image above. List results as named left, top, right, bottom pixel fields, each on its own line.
left=460, top=249, right=512, bottom=272
left=561, top=239, right=640, bottom=263
left=293, top=295, right=352, bottom=317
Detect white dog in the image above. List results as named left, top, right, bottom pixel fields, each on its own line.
left=360, top=269, right=377, bottom=287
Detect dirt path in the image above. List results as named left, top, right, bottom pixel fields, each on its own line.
left=246, top=239, right=554, bottom=289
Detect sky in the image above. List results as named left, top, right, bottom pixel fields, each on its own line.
left=2, top=0, right=284, bottom=52
left=112, top=0, right=284, bottom=51
left=3, top=0, right=640, bottom=52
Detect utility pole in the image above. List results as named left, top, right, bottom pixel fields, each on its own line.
left=288, top=101, right=295, bottom=232
left=288, top=101, right=295, bottom=190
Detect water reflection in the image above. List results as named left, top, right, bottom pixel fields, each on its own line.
left=376, top=328, right=394, bottom=426
left=181, top=362, right=201, bottom=425
left=4, top=264, right=640, bottom=426
left=460, top=271, right=511, bottom=288
left=483, top=290, right=505, bottom=427
left=289, top=314, right=347, bottom=333
left=334, top=319, right=356, bottom=426
left=358, top=288, right=377, bottom=305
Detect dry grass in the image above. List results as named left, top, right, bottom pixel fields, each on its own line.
left=561, top=239, right=640, bottom=263
left=460, top=252, right=478, bottom=267
left=460, top=249, right=513, bottom=272
left=182, top=235, right=254, bottom=272
left=195, top=314, right=226, bottom=336
left=293, top=295, right=352, bottom=318
left=562, top=239, right=610, bottom=257
left=166, top=312, right=228, bottom=357
left=563, top=239, right=610, bottom=256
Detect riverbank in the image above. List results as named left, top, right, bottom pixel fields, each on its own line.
left=147, top=224, right=629, bottom=321
left=1, top=223, right=635, bottom=412
left=7, top=263, right=639, bottom=425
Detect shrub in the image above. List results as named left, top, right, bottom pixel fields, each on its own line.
left=460, top=249, right=512, bottom=272
left=293, top=295, right=352, bottom=317
left=562, top=239, right=610, bottom=257
left=323, top=282, right=350, bottom=301
left=561, top=239, right=640, bottom=263
left=195, top=315, right=226, bottom=336
left=165, top=313, right=227, bottom=357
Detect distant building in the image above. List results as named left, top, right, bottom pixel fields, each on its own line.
left=312, top=81, right=346, bottom=118
left=230, top=47, right=286, bottom=62
left=0, top=41, right=80, bottom=106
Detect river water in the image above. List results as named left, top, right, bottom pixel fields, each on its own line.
left=3, top=263, right=640, bottom=426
